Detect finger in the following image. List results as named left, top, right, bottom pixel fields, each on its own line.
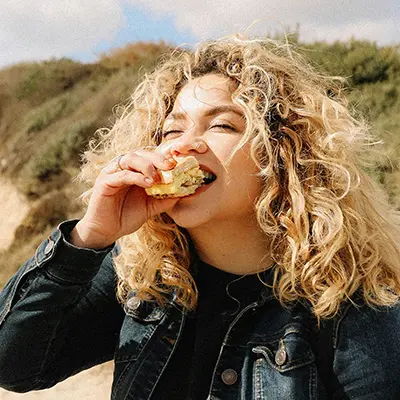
left=129, top=149, right=177, bottom=171
left=119, top=152, right=176, bottom=183
left=101, top=151, right=176, bottom=179
left=98, top=170, right=154, bottom=194
left=100, top=153, right=159, bottom=178
left=154, top=140, right=176, bottom=157
left=100, top=155, right=124, bottom=175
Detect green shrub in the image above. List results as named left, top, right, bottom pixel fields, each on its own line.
left=14, top=191, right=70, bottom=238
left=345, top=42, right=390, bottom=84
left=348, top=83, right=398, bottom=120
left=303, top=40, right=400, bottom=86
left=25, top=96, right=70, bottom=133
left=15, top=58, right=94, bottom=104
left=29, top=119, right=96, bottom=179
left=98, top=41, right=171, bottom=70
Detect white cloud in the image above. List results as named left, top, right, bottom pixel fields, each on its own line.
left=127, top=0, right=399, bottom=45
left=1, top=0, right=398, bottom=68
left=301, top=18, right=398, bottom=44
left=0, top=0, right=123, bottom=67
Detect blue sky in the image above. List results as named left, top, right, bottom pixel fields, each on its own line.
left=70, top=3, right=197, bottom=64
left=1, top=0, right=399, bottom=68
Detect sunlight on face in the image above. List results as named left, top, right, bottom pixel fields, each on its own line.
left=164, top=74, right=262, bottom=230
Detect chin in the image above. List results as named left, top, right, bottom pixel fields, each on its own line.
left=166, top=201, right=216, bottom=229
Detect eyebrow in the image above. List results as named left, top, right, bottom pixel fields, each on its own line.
left=165, top=105, right=245, bottom=121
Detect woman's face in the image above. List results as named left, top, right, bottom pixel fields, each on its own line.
left=161, top=73, right=262, bottom=229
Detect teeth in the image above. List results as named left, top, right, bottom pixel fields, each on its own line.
left=203, top=171, right=215, bottom=179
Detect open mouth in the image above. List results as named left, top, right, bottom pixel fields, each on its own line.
left=201, top=170, right=217, bottom=186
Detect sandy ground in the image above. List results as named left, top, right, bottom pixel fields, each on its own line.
left=0, top=177, right=114, bottom=399
left=0, top=177, right=30, bottom=251
left=0, top=362, right=114, bottom=400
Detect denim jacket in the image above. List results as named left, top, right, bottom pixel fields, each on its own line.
left=0, top=220, right=400, bottom=400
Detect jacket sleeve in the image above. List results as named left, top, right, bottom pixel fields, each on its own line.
left=0, top=220, right=125, bottom=393
left=331, top=299, right=400, bottom=400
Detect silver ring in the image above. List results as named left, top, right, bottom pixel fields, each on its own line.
left=112, top=154, right=124, bottom=171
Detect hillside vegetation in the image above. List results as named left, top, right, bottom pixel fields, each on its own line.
left=0, top=39, right=399, bottom=285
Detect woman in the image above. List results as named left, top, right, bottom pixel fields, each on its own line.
left=0, top=36, right=400, bottom=399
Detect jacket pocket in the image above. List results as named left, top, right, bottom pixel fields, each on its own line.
left=251, top=326, right=317, bottom=400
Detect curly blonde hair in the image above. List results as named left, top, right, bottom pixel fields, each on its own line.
left=78, top=35, right=400, bottom=319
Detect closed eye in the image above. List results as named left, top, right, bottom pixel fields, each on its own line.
left=210, top=124, right=236, bottom=132
left=161, top=130, right=182, bottom=139
left=162, top=124, right=238, bottom=140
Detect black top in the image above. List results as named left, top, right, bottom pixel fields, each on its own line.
left=153, top=260, right=266, bottom=400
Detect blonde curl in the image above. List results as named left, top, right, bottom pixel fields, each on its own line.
left=77, top=35, right=400, bottom=319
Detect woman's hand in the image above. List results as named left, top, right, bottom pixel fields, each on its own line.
left=70, top=149, right=178, bottom=249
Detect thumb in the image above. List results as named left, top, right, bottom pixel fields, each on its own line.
left=147, top=197, right=180, bottom=218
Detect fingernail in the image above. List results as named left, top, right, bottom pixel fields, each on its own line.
left=166, top=157, right=176, bottom=165
left=145, top=177, right=153, bottom=185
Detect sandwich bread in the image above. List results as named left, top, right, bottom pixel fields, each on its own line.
left=145, top=156, right=205, bottom=198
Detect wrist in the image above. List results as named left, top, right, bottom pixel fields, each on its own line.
left=70, top=221, right=115, bottom=250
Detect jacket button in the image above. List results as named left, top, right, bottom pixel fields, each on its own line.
left=275, top=347, right=287, bottom=366
left=44, top=239, right=54, bottom=255
left=221, top=369, right=238, bottom=385
left=126, top=296, right=141, bottom=311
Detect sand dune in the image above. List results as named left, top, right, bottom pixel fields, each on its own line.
left=0, top=178, right=114, bottom=399
left=0, top=362, right=114, bottom=400
left=0, top=177, right=30, bottom=251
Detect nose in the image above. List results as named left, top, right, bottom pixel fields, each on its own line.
left=170, top=131, right=208, bottom=156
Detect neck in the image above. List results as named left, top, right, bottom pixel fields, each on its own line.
left=187, top=216, right=273, bottom=275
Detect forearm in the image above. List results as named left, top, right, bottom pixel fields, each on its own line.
left=0, top=220, right=123, bottom=392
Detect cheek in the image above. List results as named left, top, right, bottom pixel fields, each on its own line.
left=210, top=139, right=262, bottom=195
left=225, top=158, right=262, bottom=201
left=206, top=136, right=238, bottom=158
left=227, top=148, right=260, bottom=180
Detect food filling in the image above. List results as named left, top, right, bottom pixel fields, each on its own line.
left=145, top=157, right=217, bottom=198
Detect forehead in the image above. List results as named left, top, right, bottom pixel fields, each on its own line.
left=172, top=74, right=237, bottom=111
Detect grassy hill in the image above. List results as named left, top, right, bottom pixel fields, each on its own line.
left=0, top=39, right=399, bottom=284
